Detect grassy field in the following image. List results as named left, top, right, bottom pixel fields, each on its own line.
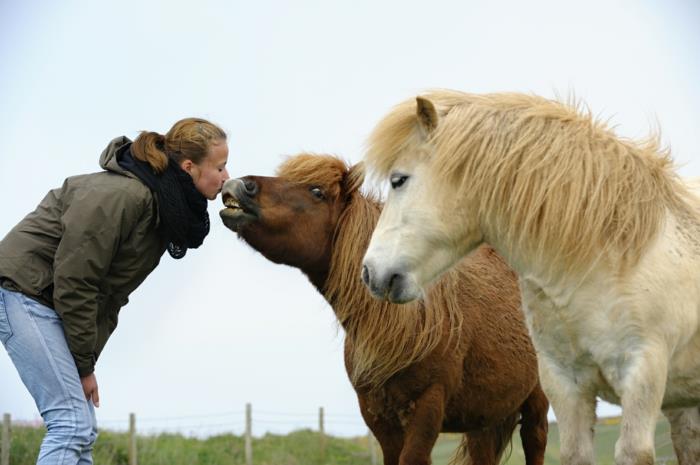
left=4, top=418, right=678, bottom=465
left=432, top=418, right=677, bottom=465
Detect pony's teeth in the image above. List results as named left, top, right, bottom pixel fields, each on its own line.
left=225, top=199, right=241, bottom=209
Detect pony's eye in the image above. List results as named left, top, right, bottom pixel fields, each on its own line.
left=390, top=174, right=409, bottom=189
left=310, top=187, right=325, bottom=200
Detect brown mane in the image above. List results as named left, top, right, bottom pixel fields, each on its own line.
left=278, top=153, right=463, bottom=388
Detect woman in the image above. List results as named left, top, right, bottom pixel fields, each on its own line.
left=0, top=117, right=229, bottom=464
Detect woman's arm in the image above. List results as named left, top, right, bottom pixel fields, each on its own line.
left=52, top=181, right=147, bottom=377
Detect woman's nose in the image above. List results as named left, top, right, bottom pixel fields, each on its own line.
left=222, top=168, right=230, bottom=181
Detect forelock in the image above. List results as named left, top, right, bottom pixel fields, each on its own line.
left=276, top=153, right=351, bottom=198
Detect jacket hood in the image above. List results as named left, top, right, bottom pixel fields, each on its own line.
left=99, top=136, right=134, bottom=176
left=99, top=136, right=161, bottom=227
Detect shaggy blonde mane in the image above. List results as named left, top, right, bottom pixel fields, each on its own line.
left=278, top=153, right=463, bottom=388
left=366, top=90, right=696, bottom=275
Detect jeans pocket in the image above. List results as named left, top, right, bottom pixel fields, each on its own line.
left=0, top=291, right=13, bottom=344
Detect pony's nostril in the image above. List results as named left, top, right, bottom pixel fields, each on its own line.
left=388, top=273, right=401, bottom=291
left=361, top=265, right=370, bottom=286
left=243, top=179, right=258, bottom=196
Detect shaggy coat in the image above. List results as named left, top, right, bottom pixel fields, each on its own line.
left=362, top=90, right=700, bottom=465
left=219, top=154, right=549, bottom=465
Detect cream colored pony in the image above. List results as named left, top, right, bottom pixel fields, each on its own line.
left=361, top=90, right=700, bottom=465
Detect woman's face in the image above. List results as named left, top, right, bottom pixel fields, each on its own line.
left=181, top=141, right=230, bottom=200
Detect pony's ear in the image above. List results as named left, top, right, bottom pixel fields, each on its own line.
left=343, top=162, right=366, bottom=197
left=416, top=97, right=439, bottom=134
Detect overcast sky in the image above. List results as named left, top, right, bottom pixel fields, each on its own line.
left=1, top=0, right=699, bottom=438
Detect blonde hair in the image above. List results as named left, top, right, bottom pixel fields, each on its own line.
left=131, top=117, right=227, bottom=173
left=366, top=90, right=694, bottom=274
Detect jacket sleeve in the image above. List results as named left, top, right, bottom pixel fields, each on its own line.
left=53, top=182, right=146, bottom=377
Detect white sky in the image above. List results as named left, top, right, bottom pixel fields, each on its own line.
left=1, top=0, right=699, bottom=438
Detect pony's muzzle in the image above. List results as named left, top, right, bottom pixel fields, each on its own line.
left=361, top=260, right=421, bottom=304
left=220, top=178, right=260, bottom=232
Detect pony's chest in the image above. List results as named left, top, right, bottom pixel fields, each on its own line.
left=518, top=278, right=619, bottom=374
left=518, top=278, right=625, bottom=403
left=359, top=383, right=423, bottom=428
left=360, top=385, right=509, bottom=433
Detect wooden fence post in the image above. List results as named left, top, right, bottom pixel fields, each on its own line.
left=128, top=412, right=137, bottom=465
left=245, top=403, right=253, bottom=465
left=1, top=413, right=10, bottom=465
left=318, top=407, right=325, bottom=459
left=368, top=429, right=377, bottom=465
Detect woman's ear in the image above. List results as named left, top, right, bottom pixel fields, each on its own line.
left=180, top=159, right=194, bottom=174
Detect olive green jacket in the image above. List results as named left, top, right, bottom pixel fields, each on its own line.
left=0, top=137, right=167, bottom=376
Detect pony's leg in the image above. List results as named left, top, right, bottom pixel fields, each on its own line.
left=357, top=396, right=404, bottom=465
left=613, top=349, right=668, bottom=465
left=464, top=431, right=496, bottom=465
left=464, top=413, right=520, bottom=465
left=398, top=383, right=445, bottom=465
left=538, top=356, right=597, bottom=465
left=520, top=382, right=549, bottom=465
left=663, top=406, right=700, bottom=465
left=375, top=431, right=404, bottom=465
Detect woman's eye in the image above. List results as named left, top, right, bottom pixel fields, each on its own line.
left=310, top=187, right=325, bottom=199
left=390, top=175, right=409, bottom=189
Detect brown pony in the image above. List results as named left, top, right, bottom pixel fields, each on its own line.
left=219, top=153, right=548, bottom=465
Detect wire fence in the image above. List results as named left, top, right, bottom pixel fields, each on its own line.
left=97, top=406, right=367, bottom=436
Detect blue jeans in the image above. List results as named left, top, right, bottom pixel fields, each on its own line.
left=0, top=287, right=97, bottom=464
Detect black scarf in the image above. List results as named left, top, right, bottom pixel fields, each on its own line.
left=117, top=144, right=210, bottom=259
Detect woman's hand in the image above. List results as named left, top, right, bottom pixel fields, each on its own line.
left=81, top=373, right=100, bottom=407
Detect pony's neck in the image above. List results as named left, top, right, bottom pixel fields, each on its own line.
left=479, top=212, right=596, bottom=295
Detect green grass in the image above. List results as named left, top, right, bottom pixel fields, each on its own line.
left=3, top=418, right=679, bottom=465
left=4, top=427, right=371, bottom=465
left=432, top=418, right=677, bottom=465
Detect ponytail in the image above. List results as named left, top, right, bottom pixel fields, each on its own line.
left=132, top=118, right=226, bottom=174
left=131, top=131, right=169, bottom=173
